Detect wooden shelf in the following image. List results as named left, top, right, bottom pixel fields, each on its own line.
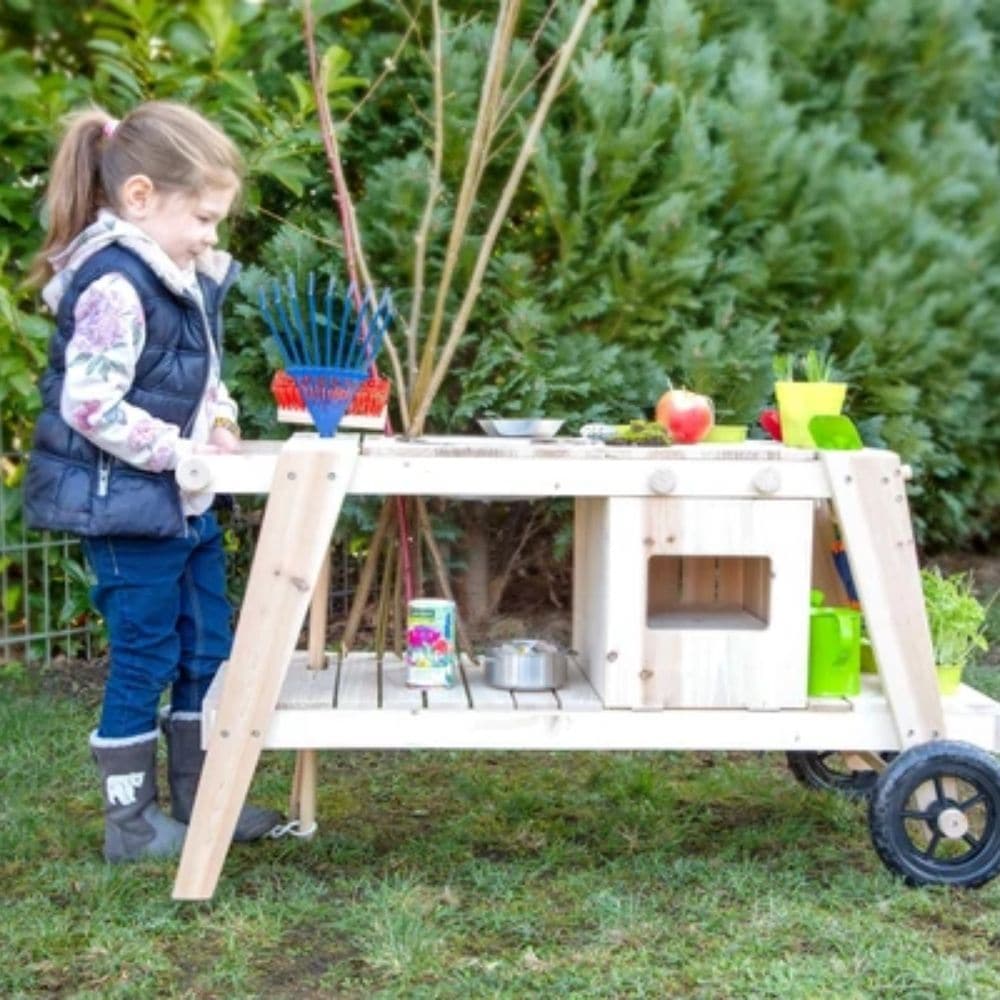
left=647, top=607, right=768, bottom=631
left=200, top=652, right=1000, bottom=754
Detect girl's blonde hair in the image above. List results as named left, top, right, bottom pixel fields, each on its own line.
left=30, top=101, right=244, bottom=286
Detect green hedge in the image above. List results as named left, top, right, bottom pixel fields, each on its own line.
left=2, top=0, right=999, bottom=549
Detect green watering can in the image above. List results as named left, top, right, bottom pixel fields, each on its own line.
left=808, top=589, right=861, bottom=697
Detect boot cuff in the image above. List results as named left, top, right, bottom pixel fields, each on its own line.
left=169, top=711, right=203, bottom=723
left=90, top=727, right=160, bottom=749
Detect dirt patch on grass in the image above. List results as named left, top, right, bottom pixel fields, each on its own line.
left=35, top=654, right=108, bottom=707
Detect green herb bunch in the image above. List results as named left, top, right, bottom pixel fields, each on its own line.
left=920, top=568, right=991, bottom=668
left=773, top=349, right=840, bottom=383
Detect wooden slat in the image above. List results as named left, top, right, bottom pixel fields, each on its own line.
left=176, top=438, right=832, bottom=499
left=680, top=557, right=718, bottom=607
left=247, top=685, right=999, bottom=752
left=556, top=656, right=603, bottom=711
left=173, top=435, right=358, bottom=901
left=423, top=658, right=473, bottom=710
left=716, top=558, right=745, bottom=608
left=511, top=688, right=561, bottom=711
left=379, top=653, right=471, bottom=710
left=821, top=450, right=945, bottom=746
left=463, top=656, right=517, bottom=710
left=280, top=653, right=337, bottom=709
left=337, top=652, right=381, bottom=710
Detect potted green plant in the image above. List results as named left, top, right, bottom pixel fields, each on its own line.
left=920, top=567, right=991, bottom=695
left=773, top=349, right=848, bottom=447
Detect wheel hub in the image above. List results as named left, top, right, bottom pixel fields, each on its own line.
left=936, top=806, right=970, bottom=839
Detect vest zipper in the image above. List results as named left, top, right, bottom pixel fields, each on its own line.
left=183, top=291, right=217, bottom=437
left=97, top=453, right=111, bottom=497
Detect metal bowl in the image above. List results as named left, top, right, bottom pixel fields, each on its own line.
left=483, top=639, right=568, bottom=690
left=477, top=418, right=564, bottom=438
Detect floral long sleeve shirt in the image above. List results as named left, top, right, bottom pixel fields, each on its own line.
left=46, top=211, right=239, bottom=517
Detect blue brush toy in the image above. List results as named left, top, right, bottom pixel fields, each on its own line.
left=257, top=271, right=393, bottom=437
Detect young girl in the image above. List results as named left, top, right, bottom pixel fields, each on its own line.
left=25, top=101, right=281, bottom=862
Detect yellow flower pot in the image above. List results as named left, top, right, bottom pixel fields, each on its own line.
left=775, top=381, right=847, bottom=448
left=937, top=663, right=963, bottom=695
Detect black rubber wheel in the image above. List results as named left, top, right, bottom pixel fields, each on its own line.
left=786, top=751, right=895, bottom=798
left=868, top=740, right=1000, bottom=888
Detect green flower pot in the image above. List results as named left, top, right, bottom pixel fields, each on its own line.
left=703, top=424, right=748, bottom=443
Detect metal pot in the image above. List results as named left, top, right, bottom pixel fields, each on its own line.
left=484, top=639, right=568, bottom=690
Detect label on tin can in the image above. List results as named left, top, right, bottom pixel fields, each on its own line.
left=405, top=598, right=457, bottom=687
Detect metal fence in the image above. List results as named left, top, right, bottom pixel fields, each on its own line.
left=0, top=518, right=96, bottom=666
left=1, top=429, right=97, bottom=665
left=1, top=439, right=358, bottom=667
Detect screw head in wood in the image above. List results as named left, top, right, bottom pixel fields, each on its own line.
left=752, top=467, right=781, bottom=494
left=648, top=468, right=677, bottom=494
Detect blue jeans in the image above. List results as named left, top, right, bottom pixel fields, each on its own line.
left=83, top=512, right=233, bottom=739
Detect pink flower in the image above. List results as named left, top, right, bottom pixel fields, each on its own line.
left=128, top=420, right=156, bottom=451
left=408, top=625, right=440, bottom=647
left=148, top=447, right=172, bottom=473
left=432, top=638, right=450, bottom=654
left=74, top=288, right=129, bottom=352
left=71, top=400, right=102, bottom=431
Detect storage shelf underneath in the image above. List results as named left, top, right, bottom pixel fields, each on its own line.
left=647, top=607, right=768, bottom=631
left=202, top=655, right=1000, bottom=753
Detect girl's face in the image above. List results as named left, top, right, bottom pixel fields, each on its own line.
left=120, top=176, right=238, bottom=270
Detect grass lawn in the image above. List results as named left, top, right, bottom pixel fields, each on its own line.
left=2, top=658, right=999, bottom=1000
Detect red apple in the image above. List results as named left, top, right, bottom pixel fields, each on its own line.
left=655, top=389, right=714, bottom=444
left=758, top=407, right=782, bottom=441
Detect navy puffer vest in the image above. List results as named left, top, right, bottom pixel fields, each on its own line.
left=24, top=244, right=238, bottom=538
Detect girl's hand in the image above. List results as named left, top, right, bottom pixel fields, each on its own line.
left=209, top=425, right=241, bottom=453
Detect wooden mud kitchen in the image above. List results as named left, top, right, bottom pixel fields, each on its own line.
left=170, top=435, right=1000, bottom=899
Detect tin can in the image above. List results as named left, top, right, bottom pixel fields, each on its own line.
left=405, top=598, right=458, bottom=687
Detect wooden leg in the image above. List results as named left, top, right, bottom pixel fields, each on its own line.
left=289, top=549, right=331, bottom=835
left=172, top=437, right=357, bottom=900
left=289, top=750, right=304, bottom=819
left=295, top=750, right=317, bottom=833
left=821, top=450, right=944, bottom=747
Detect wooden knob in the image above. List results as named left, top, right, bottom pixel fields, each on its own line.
left=752, top=466, right=781, bottom=495
left=176, top=456, right=212, bottom=493
left=648, top=468, right=677, bottom=495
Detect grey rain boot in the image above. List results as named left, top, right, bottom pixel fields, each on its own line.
left=90, top=730, right=188, bottom=863
left=162, top=710, right=283, bottom=841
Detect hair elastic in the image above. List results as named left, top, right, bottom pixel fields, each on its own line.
left=102, top=119, right=119, bottom=139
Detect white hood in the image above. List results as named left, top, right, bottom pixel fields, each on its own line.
left=43, top=209, right=233, bottom=313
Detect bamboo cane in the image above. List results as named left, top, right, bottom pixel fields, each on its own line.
left=341, top=500, right=396, bottom=654
left=408, top=0, right=599, bottom=435
left=411, top=0, right=524, bottom=405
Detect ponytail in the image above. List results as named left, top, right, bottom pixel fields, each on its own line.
left=29, top=107, right=117, bottom=287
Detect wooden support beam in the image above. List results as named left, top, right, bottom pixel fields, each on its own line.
left=172, top=436, right=357, bottom=900
left=821, top=450, right=945, bottom=747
